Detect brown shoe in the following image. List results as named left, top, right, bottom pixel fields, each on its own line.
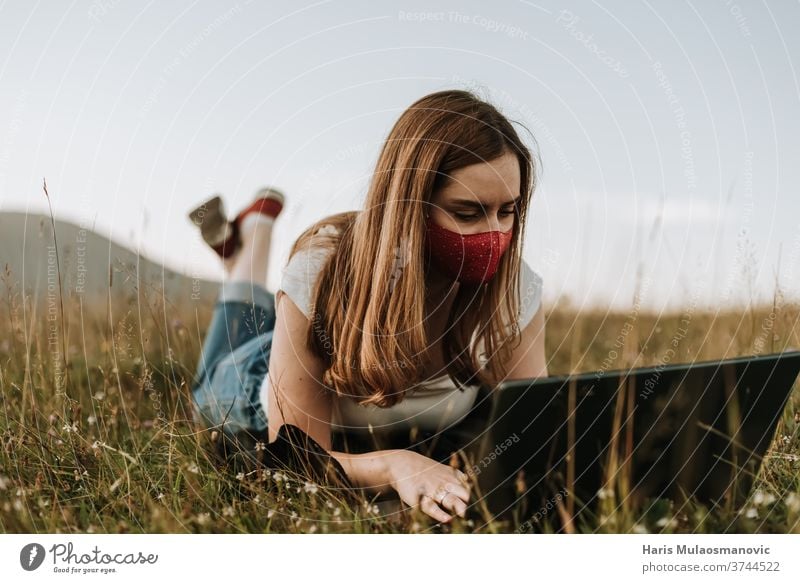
left=187, top=194, right=240, bottom=258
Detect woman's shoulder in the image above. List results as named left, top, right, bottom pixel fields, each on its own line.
left=279, top=224, right=341, bottom=318
left=518, top=257, right=544, bottom=330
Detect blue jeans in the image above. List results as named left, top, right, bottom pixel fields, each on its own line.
left=191, top=280, right=276, bottom=440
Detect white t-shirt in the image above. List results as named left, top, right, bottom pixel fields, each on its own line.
left=259, top=224, right=544, bottom=434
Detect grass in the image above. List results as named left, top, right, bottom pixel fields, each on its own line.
left=1, top=246, right=799, bottom=534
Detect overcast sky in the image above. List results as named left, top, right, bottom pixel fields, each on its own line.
left=1, top=0, right=798, bottom=311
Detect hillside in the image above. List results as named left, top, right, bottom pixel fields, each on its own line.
left=0, top=211, right=219, bottom=305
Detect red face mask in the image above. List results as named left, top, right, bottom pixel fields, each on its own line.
left=424, top=216, right=514, bottom=284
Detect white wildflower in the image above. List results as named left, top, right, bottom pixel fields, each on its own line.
left=186, top=463, right=200, bottom=475
left=235, top=472, right=245, bottom=481
left=267, top=509, right=276, bottom=519
left=632, top=523, right=649, bottom=534
left=752, top=490, right=777, bottom=507
left=196, top=512, right=210, bottom=525
left=223, top=506, right=235, bottom=517
left=87, top=416, right=96, bottom=426
left=744, top=507, right=759, bottom=519
left=655, top=517, right=677, bottom=528
left=596, top=487, right=613, bottom=500
left=785, top=492, right=800, bottom=513
left=303, top=481, right=319, bottom=495
left=93, top=391, right=105, bottom=401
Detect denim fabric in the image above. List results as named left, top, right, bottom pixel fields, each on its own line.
left=191, top=281, right=276, bottom=438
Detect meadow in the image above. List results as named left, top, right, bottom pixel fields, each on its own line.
left=1, top=260, right=799, bottom=534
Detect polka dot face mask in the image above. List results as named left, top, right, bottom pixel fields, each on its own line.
left=424, top=216, right=514, bottom=285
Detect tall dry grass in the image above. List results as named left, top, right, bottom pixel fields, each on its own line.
left=1, top=211, right=799, bottom=533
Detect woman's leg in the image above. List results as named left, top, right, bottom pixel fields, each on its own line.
left=190, top=216, right=278, bottom=434
left=190, top=282, right=275, bottom=392
left=229, top=213, right=275, bottom=284
left=192, top=215, right=277, bottom=377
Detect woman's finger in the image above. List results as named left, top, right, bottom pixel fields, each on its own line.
left=419, top=494, right=453, bottom=523
left=455, top=469, right=472, bottom=487
left=440, top=491, right=468, bottom=518
left=436, top=480, right=471, bottom=504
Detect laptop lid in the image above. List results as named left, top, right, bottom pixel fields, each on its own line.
left=463, top=350, right=800, bottom=531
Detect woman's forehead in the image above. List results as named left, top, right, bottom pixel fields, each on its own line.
left=435, top=154, right=520, bottom=206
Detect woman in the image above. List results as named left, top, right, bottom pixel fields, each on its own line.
left=189, top=89, right=548, bottom=523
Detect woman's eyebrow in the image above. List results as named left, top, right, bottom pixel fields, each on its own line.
left=448, top=195, right=522, bottom=208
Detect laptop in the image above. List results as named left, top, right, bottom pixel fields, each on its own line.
left=461, top=350, right=800, bottom=531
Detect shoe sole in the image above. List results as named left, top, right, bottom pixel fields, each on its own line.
left=254, top=187, right=285, bottom=206
left=188, top=195, right=233, bottom=247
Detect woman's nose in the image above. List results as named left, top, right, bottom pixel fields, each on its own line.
left=486, top=214, right=503, bottom=232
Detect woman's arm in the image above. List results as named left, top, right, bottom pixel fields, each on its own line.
left=501, top=303, right=548, bottom=380
left=331, top=449, right=470, bottom=521
left=327, top=450, right=393, bottom=494
left=266, top=290, right=333, bottom=448
left=267, top=291, right=470, bottom=521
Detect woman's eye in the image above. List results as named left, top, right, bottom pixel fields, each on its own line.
left=453, top=209, right=516, bottom=221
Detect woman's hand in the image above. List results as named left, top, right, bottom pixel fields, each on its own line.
left=385, top=450, right=472, bottom=523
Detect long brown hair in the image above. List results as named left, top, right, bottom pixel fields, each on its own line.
left=286, top=89, right=539, bottom=407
